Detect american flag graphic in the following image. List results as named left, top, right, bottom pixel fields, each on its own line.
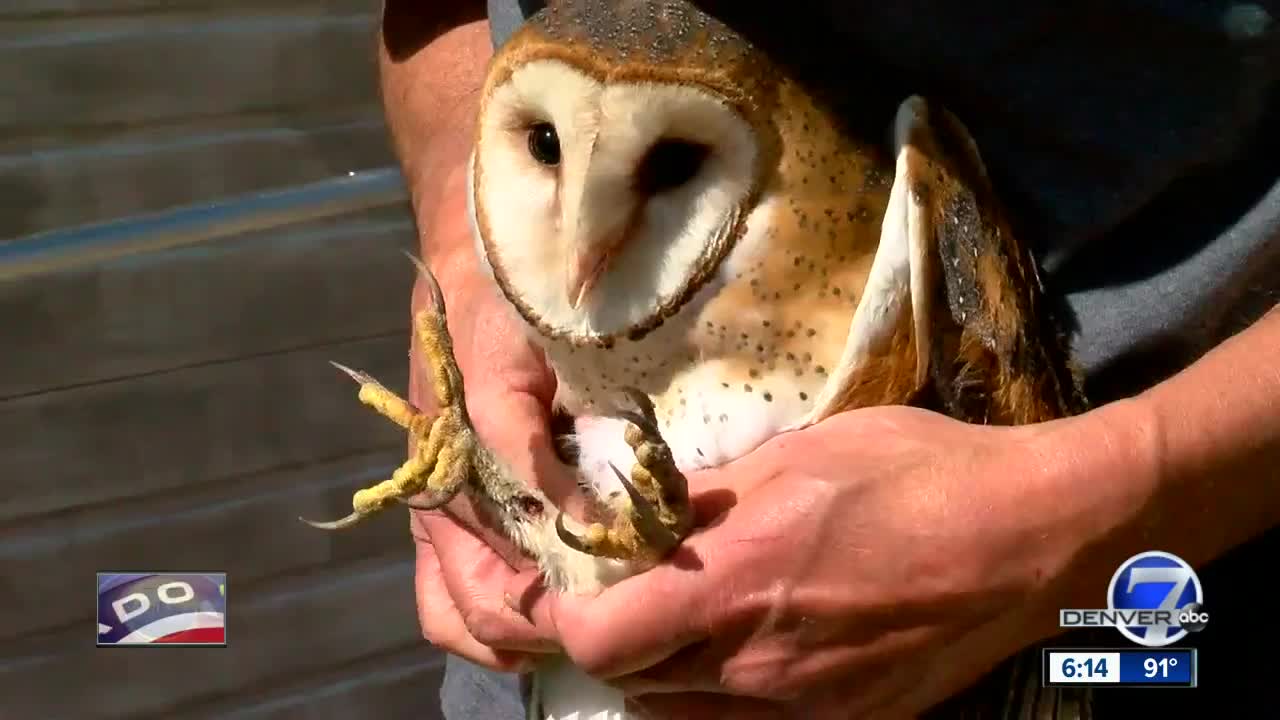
left=96, top=573, right=226, bottom=647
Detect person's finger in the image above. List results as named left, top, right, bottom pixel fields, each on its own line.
left=503, top=566, right=553, bottom=623
left=408, top=270, right=577, bottom=508
left=421, top=510, right=562, bottom=652
left=509, top=451, right=793, bottom=678
left=455, top=284, right=557, bottom=404
left=517, top=549, right=714, bottom=679
left=467, top=384, right=585, bottom=510
left=607, top=637, right=736, bottom=696
left=413, top=526, right=538, bottom=672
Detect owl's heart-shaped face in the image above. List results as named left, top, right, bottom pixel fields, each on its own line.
left=471, top=56, right=760, bottom=344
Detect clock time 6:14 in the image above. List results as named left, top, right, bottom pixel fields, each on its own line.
left=1045, top=651, right=1122, bottom=684
left=1062, top=656, right=1108, bottom=678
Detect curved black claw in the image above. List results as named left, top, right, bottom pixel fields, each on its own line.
left=611, top=388, right=661, bottom=442
left=609, top=462, right=679, bottom=556
left=614, top=410, right=654, bottom=437
left=402, top=250, right=446, bottom=312
left=616, top=387, right=659, bottom=426
left=298, top=511, right=368, bottom=531
left=395, top=490, right=456, bottom=511
left=554, top=511, right=595, bottom=555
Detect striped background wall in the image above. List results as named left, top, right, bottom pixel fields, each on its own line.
left=0, top=3, right=446, bottom=717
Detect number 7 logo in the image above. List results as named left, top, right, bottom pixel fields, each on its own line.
left=1109, top=551, right=1203, bottom=647
left=1125, top=566, right=1194, bottom=644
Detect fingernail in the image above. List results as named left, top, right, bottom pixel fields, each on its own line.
left=505, top=591, right=535, bottom=622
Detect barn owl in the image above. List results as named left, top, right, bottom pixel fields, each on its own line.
left=304, top=1, right=1091, bottom=718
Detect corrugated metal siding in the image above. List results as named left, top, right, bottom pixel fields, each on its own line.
left=0, top=3, right=445, bottom=718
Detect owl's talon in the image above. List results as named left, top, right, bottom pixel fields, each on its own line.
left=555, top=511, right=624, bottom=557
left=614, top=411, right=656, bottom=440
left=302, top=254, right=478, bottom=532
left=554, top=511, right=592, bottom=555
left=396, top=491, right=457, bottom=511
left=328, top=360, right=376, bottom=386
left=403, top=249, right=446, bottom=312
left=616, top=396, right=693, bottom=551
left=298, top=511, right=369, bottom=530
left=609, top=463, right=681, bottom=556
left=614, top=387, right=660, bottom=429
left=622, top=424, right=689, bottom=516
left=619, top=386, right=657, bottom=417
left=555, top=391, right=693, bottom=563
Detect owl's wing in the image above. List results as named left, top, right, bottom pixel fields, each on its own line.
left=799, top=96, right=1086, bottom=428
left=798, top=97, right=1095, bottom=720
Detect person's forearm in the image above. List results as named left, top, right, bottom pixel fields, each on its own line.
left=1134, top=305, right=1280, bottom=566
left=1050, top=306, right=1280, bottom=595
left=377, top=1, right=490, bottom=278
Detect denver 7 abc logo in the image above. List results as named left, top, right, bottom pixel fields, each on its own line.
left=1060, top=551, right=1208, bottom=647
left=97, top=573, right=226, bottom=647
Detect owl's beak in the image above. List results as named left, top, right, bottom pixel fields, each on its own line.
left=567, top=228, right=626, bottom=310
left=561, top=143, right=641, bottom=309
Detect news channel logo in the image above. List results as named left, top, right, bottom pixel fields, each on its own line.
left=1060, top=551, right=1207, bottom=647
left=97, top=572, right=227, bottom=647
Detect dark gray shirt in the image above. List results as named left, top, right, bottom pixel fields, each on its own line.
left=437, top=2, right=1278, bottom=716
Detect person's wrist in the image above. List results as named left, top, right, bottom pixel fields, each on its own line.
left=410, top=165, right=487, bottom=310
left=1006, top=397, right=1164, bottom=635
left=416, top=155, right=474, bottom=265
left=421, top=243, right=483, bottom=307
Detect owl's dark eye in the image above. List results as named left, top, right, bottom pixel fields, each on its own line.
left=634, top=139, right=710, bottom=195
left=527, top=122, right=561, bottom=166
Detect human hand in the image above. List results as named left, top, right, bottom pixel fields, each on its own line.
left=375, top=7, right=579, bottom=676
left=406, top=167, right=577, bottom=673
left=511, top=403, right=1154, bottom=718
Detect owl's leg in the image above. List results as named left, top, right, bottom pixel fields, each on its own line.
left=553, top=389, right=694, bottom=565
left=300, top=256, right=692, bottom=596
left=300, top=258, right=612, bottom=595
left=299, top=257, right=476, bottom=529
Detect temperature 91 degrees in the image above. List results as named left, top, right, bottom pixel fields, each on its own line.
left=1145, top=656, right=1179, bottom=678
left=1043, top=648, right=1197, bottom=687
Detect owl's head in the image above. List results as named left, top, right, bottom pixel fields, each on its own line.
left=470, top=2, right=776, bottom=345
